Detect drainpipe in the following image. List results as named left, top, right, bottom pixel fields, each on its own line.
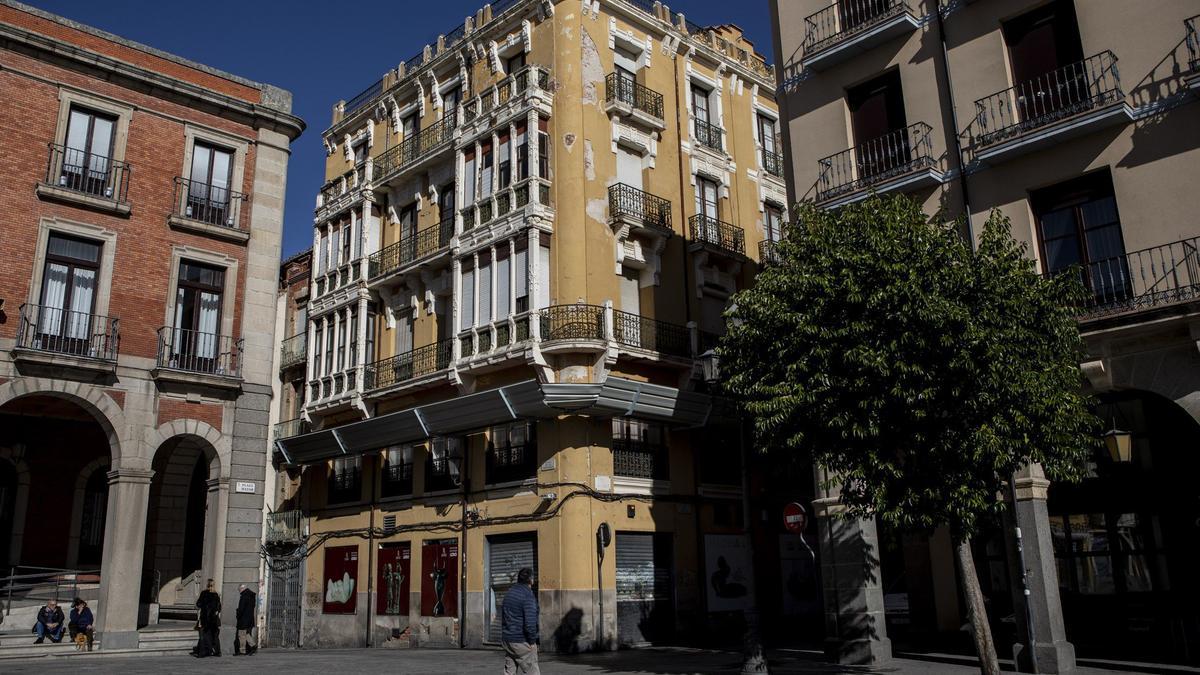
left=934, top=6, right=973, bottom=233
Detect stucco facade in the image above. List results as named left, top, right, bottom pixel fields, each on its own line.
left=271, top=0, right=793, bottom=653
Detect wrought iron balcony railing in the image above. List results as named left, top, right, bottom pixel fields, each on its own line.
left=974, top=51, right=1123, bottom=150
left=462, top=65, right=552, bottom=124
left=759, top=240, right=782, bottom=266
left=540, top=304, right=606, bottom=342
left=44, top=143, right=130, bottom=203
left=486, top=442, right=536, bottom=484
left=173, top=177, right=246, bottom=230
left=608, top=183, right=672, bottom=233
left=274, top=418, right=309, bottom=440
left=368, top=219, right=454, bottom=279
left=613, top=310, right=690, bottom=357
left=688, top=214, right=746, bottom=256
left=364, top=338, right=453, bottom=391
left=1070, top=237, right=1200, bottom=319
left=816, top=122, right=935, bottom=200
left=613, top=438, right=668, bottom=480
left=373, top=114, right=456, bottom=182
left=460, top=177, right=551, bottom=231
left=804, top=0, right=910, bottom=56
left=15, top=303, right=119, bottom=361
left=1186, top=16, right=1199, bottom=71
left=156, top=327, right=242, bottom=377
left=605, top=73, right=664, bottom=120
left=279, top=333, right=307, bottom=370
left=265, top=509, right=303, bottom=543
left=694, top=119, right=724, bottom=152
left=762, top=148, right=785, bottom=178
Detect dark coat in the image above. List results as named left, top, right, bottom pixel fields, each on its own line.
left=500, top=582, right=539, bottom=644
left=235, top=589, right=256, bottom=630
left=70, top=607, right=94, bottom=629
left=196, top=590, right=221, bottom=629
left=36, top=606, right=64, bottom=627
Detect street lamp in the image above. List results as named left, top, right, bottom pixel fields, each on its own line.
left=1101, top=402, right=1133, bottom=463
left=702, top=350, right=769, bottom=675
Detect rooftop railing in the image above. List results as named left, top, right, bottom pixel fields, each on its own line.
left=344, top=78, right=383, bottom=116
left=368, top=219, right=454, bottom=279
left=974, top=51, right=1123, bottom=150
left=1072, top=237, right=1200, bottom=319
left=45, top=143, right=130, bottom=203
left=613, top=310, right=690, bottom=357
left=688, top=214, right=746, bottom=256
left=364, top=339, right=453, bottom=391
left=173, top=177, right=246, bottom=230
left=803, top=0, right=910, bottom=56
left=816, top=122, right=935, bottom=200
left=608, top=183, right=672, bottom=234
left=605, top=73, right=664, bottom=120
left=15, top=303, right=119, bottom=361
left=373, top=114, right=457, bottom=182
left=156, top=327, right=242, bottom=378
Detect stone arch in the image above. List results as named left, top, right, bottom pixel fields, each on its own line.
left=66, top=456, right=112, bottom=569
left=145, top=419, right=227, bottom=479
left=0, top=448, right=32, bottom=567
left=0, top=378, right=127, bottom=464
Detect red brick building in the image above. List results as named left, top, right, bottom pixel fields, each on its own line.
left=0, top=0, right=303, bottom=650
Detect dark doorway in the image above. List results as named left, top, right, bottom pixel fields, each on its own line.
left=182, top=455, right=208, bottom=578
left=1003, top=0, right=1084, bottom=86
left=847, top=70, right=909, bottom=179
left=77, top=468, right=109, bottom=567
left=0, top=460, right=16, bottom=565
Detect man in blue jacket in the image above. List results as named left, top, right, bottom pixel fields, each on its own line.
left=500, top=567, right=540, bottom=674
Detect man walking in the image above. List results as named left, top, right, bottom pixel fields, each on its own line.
left=501, top=567, right=539, bottom=675
left=235, top=583, right=258, bottom=656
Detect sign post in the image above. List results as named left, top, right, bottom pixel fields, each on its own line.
left=783, top=502, right=807, bottom=533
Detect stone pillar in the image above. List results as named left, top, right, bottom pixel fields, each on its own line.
left=97, top=467, right=153, bottom=650
left=1005, top=464, right=1075, bottom=674
left=813, top=467, right=891, bottom=665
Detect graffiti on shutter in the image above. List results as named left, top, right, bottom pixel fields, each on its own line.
left=615, top=532, right=674, bottom=646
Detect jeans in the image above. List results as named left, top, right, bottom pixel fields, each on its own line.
left=36, top=622, right=64, bottom=642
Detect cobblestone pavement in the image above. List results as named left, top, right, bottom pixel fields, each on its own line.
left=0, top=646, right=1159, bottom=673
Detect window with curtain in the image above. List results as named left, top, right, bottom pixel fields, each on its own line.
left=486, top=421, right=536, bottom=484
left=443, top=87, right=461, bottom=117
left=612, top=418, right=668, bottom=480
left=62, top=106, right=116, bottom=196
left=328, top=456, right=362, bottom=505
left=537, top=245, right=550, bottom=310
left=691, top=84, right=711, bottom=124
left=427, top=437, right=463, bottom=493
left=39, top=233, right=102, bottom=346
left=382, top=445, right=415, bottom=497
left=189, top=141, right=235, bottom=224
left=1032, top=171, right=1127, bottom=302
left=173, top=260, right=225, bottom=367
left=696, top=177, right=719, bottom=220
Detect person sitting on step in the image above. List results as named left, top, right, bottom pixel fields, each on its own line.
left=68, top=597, right=95, bottom=651
left=33, top=598, right=65, bottom=644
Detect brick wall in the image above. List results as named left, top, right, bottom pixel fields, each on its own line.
left=157, top=397, right=223, bottom=431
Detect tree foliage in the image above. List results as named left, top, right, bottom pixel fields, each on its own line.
left=722, top=195, right=1097, bottom=536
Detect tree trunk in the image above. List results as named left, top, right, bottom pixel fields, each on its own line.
left=954, top=535, right=1000, bottom=675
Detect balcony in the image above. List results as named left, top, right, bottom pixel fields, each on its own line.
left=608, top=183, right=673, bottom=237
left=1073, top=237, right=1200, bottom=322
left=971, top=51, right=1131, bottom=165
left=462, top=65, right=553, bottom=129
left=265, top=509, right=303, bottom=544
left=153, top=326, right=243, bottom=390
left=459, top=312, right=534, bottom=360
left=759, top=240, right=782, bottom=266
left=36, top=143, right=131, bottom=216
left=613, top=310, right=690, bottom=359
left=762, top=148, right=785, bottom=179
left=538, top=304, right=607, bottom=354
left=168, top=177, right=249, bottom=243
left=369, top=219, right=453, bottom=282
left=460, top=177, right=552, bottom=234
left=364, top=339, right=453, bottom=393
left=816, top=122, right=943, bottom=205
left=1185, top=16, right=1200, bottom=90
left=802, top=0, right=919, bottom=72
left=274, top=418, right=310, bottom=440
left=694, top=119, right=724, bottom=153
left=373, top=114, right=456, bottom=184
left=613, top=438, right=668, bottom=481
left=688, top=214, right=746, bottom=258
left=279, top=333, right=307, bottom=371
left=12, top=303, right=119, bottom=377
left=604, top=73, right=665, bottom=130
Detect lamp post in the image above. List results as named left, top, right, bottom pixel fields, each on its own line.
left=701, top=349, right=769, bottom=674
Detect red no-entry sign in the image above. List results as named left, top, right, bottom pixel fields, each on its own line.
left=783, top=502, right=808, bottom=533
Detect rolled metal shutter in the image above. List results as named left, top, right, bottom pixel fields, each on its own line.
left=487, top=534, right=538, bottom=643
left=616, top=532, right=673, bottom=646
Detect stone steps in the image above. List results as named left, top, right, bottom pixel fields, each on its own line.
left=138, top=628, right=197, bottom=651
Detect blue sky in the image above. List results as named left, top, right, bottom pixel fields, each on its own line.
left=27, top=0, right=775, bottom=257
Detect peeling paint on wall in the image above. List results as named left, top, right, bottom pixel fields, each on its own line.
left=586, top=198, right=607, bottom=226
left=581, top=28, right=603, bottom=106
left=583, top=140, right=595, bottom=181
left=563, top=132, right=577, bottom=152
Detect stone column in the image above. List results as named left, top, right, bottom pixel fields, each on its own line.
left=97, top=467, right=153, bottom=650
left=1005, top=464, right=1075, bottom=674
left=813, top=467, right=891, bottom=665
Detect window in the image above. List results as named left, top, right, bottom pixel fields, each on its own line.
left=336, top=314, right=346, bottom=370
left=612, top=418, right=668, bottom=480
left=765, top=204, right=784, bottom=243
left=352, top=141, right=367, bottom=165
left=498, top=133, right=511, bottom=189
left=696, top=177, right=719, bottom=220
left=37, top=233, right=102, bottom=352
left=172, top=261, right=225, bottom=372
left=402, top=113, right=418, bottom=140
left=486, top=421, right=537, bottom=484
left=515, top=123, right=529, bottom=181
left=188, top=141, right=235, bottom=225
left=615, top=63, right=636, bottom=106
left=348, top=308, right=358, bottom=368
left=318, top=227, right=329, bottom=275
left=324, top=320, right=335, bottom=375
left=506, top=52, right=526, bottom=75
left=1032, top=171, right=1127, bottom=302
left=847, top=70, right=908, bottom=178
left=460, top=263, right=475, bottom=331
left=382, top=445, right=414, bottom=498
left=61, top=106, right=116, bottom=196
left=463, top=150, right=477, bottom=205
left=537, top=127, right=549, bottom=179
left=312, top=323, right=323, bottom=377
left=697, top=426, right=741, bottom=486
left=366, top=305, right=378, bottom=364
left=614, top=46, right=639, bottom=76
left=481, top=143, right=494, bottom=198
left=691, top=84, right=711, bottom=125
left=327, top=456, right=362, bottom=505
left=341, top=221, right=352, bottom=263
left=496, top=249, right=511, bottom=319
left=1050, top=512, right=1157, bottom=596
left=515, top=246, right=529, bottom=313
left=479, top=257, right=492, bottom=326
left=439, top=183, right=455, bottom=226
left=1003, top=0, right=1086, bottom=124
left=758, top=114, right=778, bottom=155
left=330, top=225, right=341, bottom=268
left=398, top=203, right=417, bottom=242
left=426, top=437, right=463, bottom=493
left=443, top=87, right=461, bottom=116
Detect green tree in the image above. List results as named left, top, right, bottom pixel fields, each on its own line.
left=721, top=195, right=1096, bottom=673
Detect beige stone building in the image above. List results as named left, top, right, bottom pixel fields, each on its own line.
left=270, top=0, right=792, bottom=652
left=772, top=0, right=1200, bottom=670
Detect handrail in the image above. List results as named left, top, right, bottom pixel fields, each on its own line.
left=762, top=148, right=785, bottom=178
left=344, top=78, right=383, bottom=115
left=816, top=122, right=935, bottom=200
left=694, top=118, right=724, bottom=152
left=369, top=219, right=454, bottom=279
left=173, top=176, right=247, bottom=230
left=688, top=214, right=746, bottom=256
left=1070, top=236, right=1200, bottom=319
left=540, top=304, right=606, bottom=341
left=1187, top=16, right=1200, bottom=71
left=44, top=142, right=131, bottom=203
left=608, top=183, right=672, bottom=233
left=973, top=51, right=1122, bottom=149
left=374, top=114, right=457, bottom=181
left=605, top=73, right=664, bottom=119
left=156, top=326, right=243, bottom=377
left=803, top=0, right=910, bottom=56
left=364, top=338, right=453, bottom=390
left=15, top=303, right=119, bottom=361
left=279, top=333, right=307, bottom=369
left=612, top=310, right=690, bottom=357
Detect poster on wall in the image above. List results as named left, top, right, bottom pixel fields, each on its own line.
left=779, top=534, right=819, bottom=617
left=704, top=534, right=755, bottom=613
left=323, top=545, right=358, bottom=614
left=377, top=542, right=412, bottom=616
left=420, top=539, right=459, bottom=617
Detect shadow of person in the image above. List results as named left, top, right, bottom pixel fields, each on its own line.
left=552, top=607, right=584, bottom=653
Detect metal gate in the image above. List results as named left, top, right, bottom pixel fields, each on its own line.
left=266, top=554, right=302, bottom=648
left=486, top=533, right=538, bottom=643
left=615, top=532, right=674, bottom=646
